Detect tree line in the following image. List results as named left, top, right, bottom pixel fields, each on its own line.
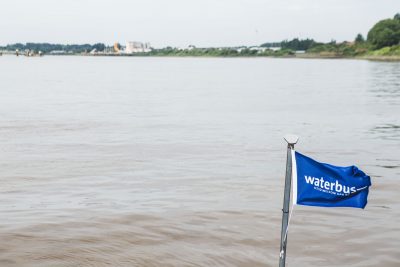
left=260, top=13, right=400, bottom=53
left=367, top=13, right=400, bottom=49
left=0, top=43, right=106, bottom=53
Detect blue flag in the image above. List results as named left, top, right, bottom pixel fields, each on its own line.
left=292, top=151, right=371, bottom=209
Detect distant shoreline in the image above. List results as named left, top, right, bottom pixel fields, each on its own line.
left=2, top=52, right=400, bottom=61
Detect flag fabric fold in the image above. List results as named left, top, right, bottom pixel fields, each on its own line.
left=292, top=150, right=371, bottom=209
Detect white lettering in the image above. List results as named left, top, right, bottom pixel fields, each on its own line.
left=305, top=176, right=314, bottom=184
left=304, top=175, right=360, bottom=195
left=324, top=181, right=330, bottom=190
left=335, top=180, right=342, bottom=192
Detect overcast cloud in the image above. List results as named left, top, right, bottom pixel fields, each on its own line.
left=1, top=0, right=399, bottom=47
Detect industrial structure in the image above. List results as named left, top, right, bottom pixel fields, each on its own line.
left=125, top=42, right=151, bottom=53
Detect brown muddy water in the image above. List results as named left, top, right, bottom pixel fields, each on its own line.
left=0, top=56, right=399, bottom=267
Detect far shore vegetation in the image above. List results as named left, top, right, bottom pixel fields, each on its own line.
left=1, top=13, right=400, bottom=60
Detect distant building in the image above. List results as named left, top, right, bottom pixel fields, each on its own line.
left=49, top=50, right=67, bottom=55
left=269, top=47, right=281, bottom=51
left=125, top=42, right=151, bottom=53
left=249, top=46, right=269, bottom=52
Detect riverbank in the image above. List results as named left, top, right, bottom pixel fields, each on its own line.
left=3, top=50, right=400, bottom=61
left=59, top=52, right=400, bottom=61
left=359, top=55, right=400, bottom=61
left=296, top=53, right=400, bottom=61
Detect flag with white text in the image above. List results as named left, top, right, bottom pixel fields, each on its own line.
left=292, top=151, right=371, bottom=209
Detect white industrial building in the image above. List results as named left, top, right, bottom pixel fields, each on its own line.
left=125, top=42, right=151, bottom=53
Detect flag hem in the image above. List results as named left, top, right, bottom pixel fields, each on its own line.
left=291, top=149, right=297, bottom=205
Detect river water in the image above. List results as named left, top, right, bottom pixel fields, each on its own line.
left=0, top=56, right=399, bottom=267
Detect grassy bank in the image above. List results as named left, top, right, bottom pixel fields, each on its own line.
left=123, top=45, right=400, bottom=61
left=358, top=46, right=400, bottom=61
left=366, top=45, right=400, bottom=56
left=297, top=43, right=400, bottom=61
left=146, top=47, right=295, bottom=57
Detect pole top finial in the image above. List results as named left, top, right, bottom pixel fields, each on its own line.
left=284, top=134, right=299, bottom=145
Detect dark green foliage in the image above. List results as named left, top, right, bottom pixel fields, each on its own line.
left=281, top=38, right=316, bottom=51
left=92, top=43, right=105, bottom=51
left=239, top=48, right=258, bottom=55
left=150, top=47, right=240, bottom=57
left=146, top=47, right=294, bottom=57
left=260, top=42, right=281, bottom=48
left=367, top=18, right=400, bottom=49
left=307, top=41, right=370, bottom=57
left=0, top=43, right=106, bottom=53
left=302, top=13, right=400, bottom=56
left=261, top=39, right=316, bottom=51
left=355, top=34, right=365, bottom=43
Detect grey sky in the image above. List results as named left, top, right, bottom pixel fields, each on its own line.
left=1, top=0, right=399, bottom=47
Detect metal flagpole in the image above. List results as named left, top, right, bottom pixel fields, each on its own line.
left=279, top=135, right=298, bottom=267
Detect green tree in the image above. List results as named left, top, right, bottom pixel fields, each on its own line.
left=395, top=13, right=400, bottom=20
left=367, top=17, right=400, bottom=48
left=280, top=38, right=316, bottom=51
left=355, top=33, right=365, bottom=43
left=92, top=43, right=106, bottom=51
